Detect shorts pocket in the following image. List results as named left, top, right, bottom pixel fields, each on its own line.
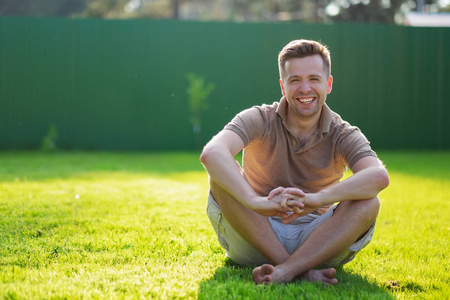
left=216, top=212, right=229, bottom=251
left=207, top=200, right=229, bottom=251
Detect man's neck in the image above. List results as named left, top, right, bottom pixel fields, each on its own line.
left=286, top=108, right=322, bottom=139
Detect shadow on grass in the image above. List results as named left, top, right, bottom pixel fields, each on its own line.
left=198, top=259, right=394, bottom=300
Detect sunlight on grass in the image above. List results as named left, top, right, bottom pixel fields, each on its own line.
left=341, top=151, right=450, bottom=300
left=0, top=151, right=449, bottom=299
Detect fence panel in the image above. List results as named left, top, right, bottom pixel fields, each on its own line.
left=0, top=18, right=448, bottom=150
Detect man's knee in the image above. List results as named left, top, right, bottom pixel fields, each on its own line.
left=335, top=197, right=380, bottom=223
left=362, top=197, right=381, bottom=220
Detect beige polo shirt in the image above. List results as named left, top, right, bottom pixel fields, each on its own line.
left=224, top=97, right=376, bottom=202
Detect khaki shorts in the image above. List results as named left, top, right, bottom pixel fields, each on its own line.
left=207, top=193, right=375, bottom=267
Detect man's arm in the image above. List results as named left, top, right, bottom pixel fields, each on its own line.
left=200, top=130, right=255, bottom=206
left=277, top=156, right=389, bottom=223
left=313, top=156, right=389, bottom=205
left=200, top=130, right=304, bottom=218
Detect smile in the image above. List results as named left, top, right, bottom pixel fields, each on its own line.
left=297, top=97, right=315, bottom=104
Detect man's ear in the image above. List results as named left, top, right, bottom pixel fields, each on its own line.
left=280, top=79, right=286, bottom=96
left=327, top=75, right=333, bottom=94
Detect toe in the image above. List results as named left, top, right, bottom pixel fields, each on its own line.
left=260, top=264, right=275, bottom=275
left=322, top=268, right=336, bottom=279
left=252, top=264, right=275, bottom=285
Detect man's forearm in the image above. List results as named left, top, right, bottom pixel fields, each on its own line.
left=317, top=165, right=389, bottom=206
left=200, top=144, right=257, bottom=208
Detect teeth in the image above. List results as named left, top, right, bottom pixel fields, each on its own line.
left=299, top=97, right=314, bottom=103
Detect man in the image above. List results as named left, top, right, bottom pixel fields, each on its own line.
left=200, top=39, right=389, bottom=285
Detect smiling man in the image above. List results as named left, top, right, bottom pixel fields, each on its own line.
left=200, top=39, right=389, bottom=285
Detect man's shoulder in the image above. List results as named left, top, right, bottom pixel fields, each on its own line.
left=327, top=107, right=357, bottom=132
left=252, top=101, right=280, bottom=113
left=225, top=101, right=282, bottom=146
left=238, top=101, right=280, bottom=121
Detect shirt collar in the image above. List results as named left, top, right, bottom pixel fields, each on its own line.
left=276, top=96, right=332, bottom=135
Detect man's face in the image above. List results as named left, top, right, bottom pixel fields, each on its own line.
left=280, top=55, right=333, bottom=119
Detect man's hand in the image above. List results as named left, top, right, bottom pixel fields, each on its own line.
left=268, top=187, right=325, bottom=224
left=249, top=188, right=305, bottom=223
left=264, top=187, right=305, bottom=224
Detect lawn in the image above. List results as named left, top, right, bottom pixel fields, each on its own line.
left=0, top=151, right=448, bottom=299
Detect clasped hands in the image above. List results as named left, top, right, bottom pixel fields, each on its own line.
left=251, top=187, right=323, bottom=224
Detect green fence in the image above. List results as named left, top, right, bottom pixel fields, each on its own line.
left=1, top=17, right=449, bottom=151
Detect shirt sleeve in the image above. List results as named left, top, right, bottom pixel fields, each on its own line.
left=223, top=106, right=267, bottom=146
left=337, top=127, right=377, bottom=169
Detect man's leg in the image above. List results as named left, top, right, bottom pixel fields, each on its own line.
left=252, top=197, right=380, bottom=284
left=210, top=180, right=289, bottom=265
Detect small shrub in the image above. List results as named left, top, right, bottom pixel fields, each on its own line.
left=186, top=73, right=215, bottom=149
left=41, top=124, right=58, bottom=152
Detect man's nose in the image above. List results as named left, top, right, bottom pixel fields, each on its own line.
left=299, top=81, right=311, bottom=93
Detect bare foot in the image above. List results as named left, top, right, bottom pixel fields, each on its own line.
left=298, top=268, right=338, bottom=286
left=252, top=265, right=338, bottom=286
left=252, top=264, right=274, bottom=285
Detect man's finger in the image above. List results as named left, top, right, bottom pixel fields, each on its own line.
left=292, top=206, right=303, bottom=214
left=280, top=196, right=289, bottom=210
left=282, top=213, right=300, bottom=224
left=279, top=211, right=290, bottom=219
left=286, top=199, right=305, bottom=209
left=285, top=187, right=306, bottom=197
left=268, top=187, right=285, bottom=200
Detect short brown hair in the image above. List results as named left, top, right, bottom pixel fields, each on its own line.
left=278, top=39, right=331, bottom=79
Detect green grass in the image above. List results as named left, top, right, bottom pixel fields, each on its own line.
left=0, top=151, right=449, bottom=299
